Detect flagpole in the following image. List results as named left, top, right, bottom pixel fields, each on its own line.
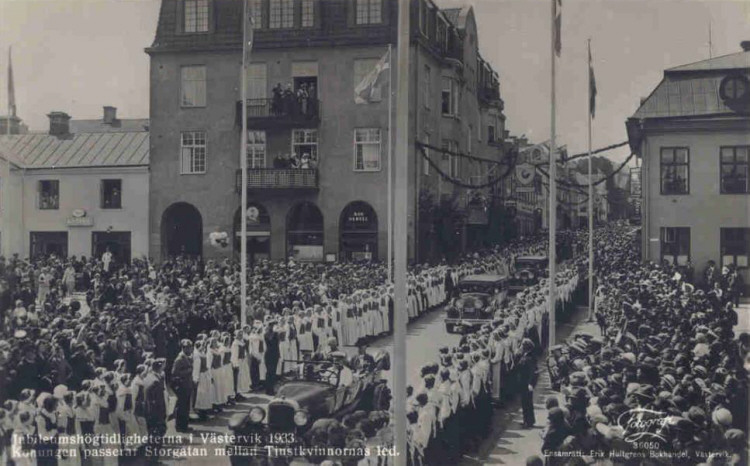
left=240, top=1, right=251, bottom=326
left=393, top=0, right=410, bottom=462
left=6, top=46, right=12, bottom=136
left=587, top=39, right=594, bottom=323
left=548, top=0, right=558, bottom=349
left=387, top=44, right=393, bottom=284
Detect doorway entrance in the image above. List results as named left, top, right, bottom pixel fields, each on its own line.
left=234, top=203, right=271, bottom=264
left=161, top=202, right=203, bottom=258
left=30, top=232, right=68, bottom=259
left=339, top=201, right=378, bottom=261
left=92, top=231, right=131, bottom=265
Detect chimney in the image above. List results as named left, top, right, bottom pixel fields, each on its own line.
left=47, top=111, right=71, bottom=136
left=103, top=106, right=117, bottom=124
left=741, top=41, right=750, bottom=52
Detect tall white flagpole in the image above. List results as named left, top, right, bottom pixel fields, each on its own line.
left=393, top=0, right=410, bottom=462
left=548, top=0, right=558, bottom=348
left=240, top=1, right=252, bottom=326
left=587, top=39, right=594, bottom=322
left=387, top=44, right=393, bottom=284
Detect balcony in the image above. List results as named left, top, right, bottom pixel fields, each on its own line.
left=235, top=98, right=321, bottom=129
left=235, top=168, right=319, bottom=191
left=479, top=87, right=504, bottom=110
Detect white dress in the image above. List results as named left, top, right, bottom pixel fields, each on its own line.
left=193, top=352, right=214, bottom=410
left=231, top=339, right=252, bottom=393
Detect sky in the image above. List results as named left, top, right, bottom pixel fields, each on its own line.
left=1, top=0, right=749, bottom=164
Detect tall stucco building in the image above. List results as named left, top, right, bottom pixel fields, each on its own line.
left=146, top=0, right=508, bottom=263
left=626, top=43, right=750, bottom=287
left=0, top=108, right=150, bottom=262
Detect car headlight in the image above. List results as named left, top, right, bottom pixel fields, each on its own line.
left=249, top=407, right=265, bottom=423
left=293, top=410, right=308, bottom=426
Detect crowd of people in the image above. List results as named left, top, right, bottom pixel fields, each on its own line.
left=0, top=227, right=579, bottom=465
left=270, top=81, right=318, bottom=120
left=529, top=227, right=750, bottom=466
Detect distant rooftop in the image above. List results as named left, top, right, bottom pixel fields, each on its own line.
left=69, top=118, right=149, bottom=133
left=666, top=50, right=750, bottom=73
left=0, top=131, right=149, bottom=169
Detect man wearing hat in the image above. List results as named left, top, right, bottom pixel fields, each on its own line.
left=144, top=358, right=167, bottom=463
left=170, top=340, right=194, bottom=433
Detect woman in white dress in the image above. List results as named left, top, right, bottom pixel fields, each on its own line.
left=54, top=386, right=80, bottom=466
left=220, top=335, right=236, bottom=403
left=192, top=340, right=214, bottom=415
left=231, top=330, right=252, bottom=395
left=208, top=338, right=226, bottom=408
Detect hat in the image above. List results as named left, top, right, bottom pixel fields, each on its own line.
left=711, top=408, right=733, bottom=427
left=151, top=358, right=166, bottom=371
left=181, top=339, right=193, bottom=348
left=53, top=385, right=69, bottom=399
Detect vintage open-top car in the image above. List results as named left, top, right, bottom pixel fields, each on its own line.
left=227, top=351, right=390, bottom=464
left=508, top=255, right=549, bottom=294
left=444, top=274, right=508, bottom=334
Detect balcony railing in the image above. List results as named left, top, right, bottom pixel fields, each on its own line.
left=236, top=168, right=319, bottom=191
left=235, top=98, right=321, bottom=129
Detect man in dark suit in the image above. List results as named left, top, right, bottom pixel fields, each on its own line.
left=171, top=340, right=194, bottom=433
left=264, top=322, right=280, bottom=395
left=144, top=358, right=167, bottom=464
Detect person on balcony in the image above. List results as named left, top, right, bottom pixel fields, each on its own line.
left=308, top=83, right=318, bottom=118
left=297, top=83, right=309, bottom=116
left=271, top=83, right=283, bottom=115
left=282, top=83, right=294, bottom=116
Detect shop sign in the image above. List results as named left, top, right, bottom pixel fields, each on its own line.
left=66, top=216, right=94, bottom=227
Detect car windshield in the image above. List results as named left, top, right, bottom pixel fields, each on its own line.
left=455, top=294, right=490, bottom=311
left=516, top=259, right=547, bottom=269
left=458, top=283, right=498, bottom=294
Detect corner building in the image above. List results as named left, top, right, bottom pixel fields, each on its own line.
left=147, top=0, right=507, bottom=262
left=626, top=44, right=750, bottom=288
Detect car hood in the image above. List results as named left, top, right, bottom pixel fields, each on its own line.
left=275, top=382, right=331, bottom=406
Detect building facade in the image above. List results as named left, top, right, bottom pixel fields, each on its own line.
left=146, top=0, right=508, bottom=263
left=626, top=44, right=750, bottom=287
left=0, top=108, right=150, bottom=262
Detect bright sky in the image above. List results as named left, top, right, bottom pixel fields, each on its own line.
left=1, top=0, right=749, bottom=164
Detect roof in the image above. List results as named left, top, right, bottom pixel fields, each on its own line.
left=69, top=119, right=149, bottom=133
left=666, top=51, right=750, bottom=73
left=516, top=255, right=548, bottom=261
left=459, top=274, right=508, bottom=283
left=0, top=132, right=149, bottom=169
left=631, top=51, right=750, bottom=120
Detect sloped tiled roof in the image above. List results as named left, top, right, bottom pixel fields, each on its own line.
left=69, top=119, right=149, bottom=133
left=631, top=50, right=750, bottom=120
left=0, top=132, right=149, bottom=169
left=631, top=72, right=748, bottom=119
left=666, top=51, right=750, bottom=73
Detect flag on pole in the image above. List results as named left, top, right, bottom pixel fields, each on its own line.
left=553, top=0, right=562, bottom=57
left=243, top=0, right=255, bottom=66
left=7, top=46, right=16, bottom=117
left=588, top=42, right=597, bottom=119
left=354, top=50, right=390, bottom=104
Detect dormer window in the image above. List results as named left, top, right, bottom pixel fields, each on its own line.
left=184, top=0, right=209, bottom=33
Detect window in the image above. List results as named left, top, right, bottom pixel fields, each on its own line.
left=249, top=0, right=263, bottom=28
left=488, top=125, right=496, bottom=143
left=181, top=131, right=207, bottom=174
left=467, top=126, right=472, bottom=154
left=180, top=65, right=206, bottom=107
left=247, top=131, right=266, bottom=168
left=423, top=65, right=431, bottom=109
left=301, top=0, right=315, bottom=27
left=441, top=76, right=458, bottom=116
left=477, top=109, right=482, bottom=141
left=354, top=128, right=381, bottom=171
left=660, top=147, right=689, bottom=194
left=292, top=129, right=318, bottom=168
left=419, top=0, right=428, bottom=36
left=423, top=133, right=430, bottom=176
left=442, top=139, right=459, bottom=178
left=38, top=180, right=59, bottom=210
left=436, top=17, right=446, bottom=50
left=356, top=0, right=382, bottom=25
left=660, top=227, right=690, bottom=266
left=720, top=146, right=749, bottom=194
left=100, top=179, right=122, bottom=209
left=184, top=0, right=209, bottom=33
left=269, top=0, right=293, bottom=29
left=721, top=228, right=750, bottom=269
left=353, top=58, right=382, bottom=102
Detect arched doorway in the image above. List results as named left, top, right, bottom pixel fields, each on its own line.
left=161, top=202, right=203, bottom=258
left=234, top=203, right=271, bottom=264
left=286, top=202, right=324, bottom=261
left=339, top=201, right=378, bottom=261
